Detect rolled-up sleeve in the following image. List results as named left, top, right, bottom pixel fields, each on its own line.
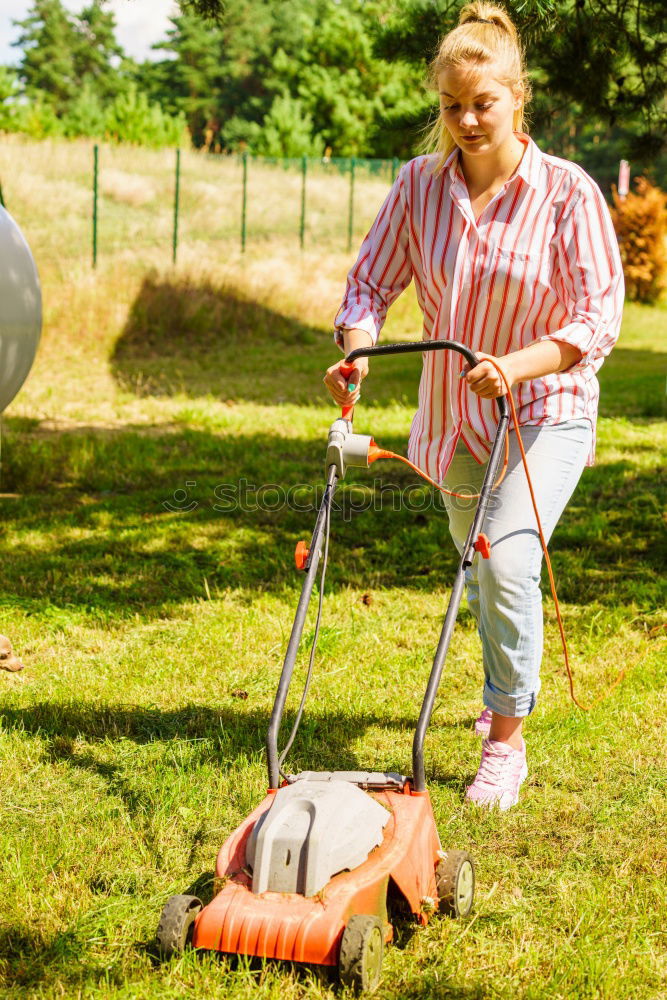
left=334, top=164, right=413, bottom=349
left=544, top=179, right=624, bottom=371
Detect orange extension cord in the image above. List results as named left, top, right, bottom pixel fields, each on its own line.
left=363, top=360, right=628, bottom=712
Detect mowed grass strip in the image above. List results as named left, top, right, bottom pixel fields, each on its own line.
left=0, top=151, right=666, bottom=998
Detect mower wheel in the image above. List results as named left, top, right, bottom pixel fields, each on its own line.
left=436, top=850, right=475, bottom=918
left=338, top=914, right=384, bottom=992
left=156, top=894, right=202, bottom=958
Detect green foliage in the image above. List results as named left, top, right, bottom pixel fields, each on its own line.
left=5, top=0, right=181, bottom=149
left=104, top=85, right=187, bottom=147
left=0, top=67, right=22, bottom=132
left=149, top=1, right=424, bottom=156
left=256, top=95, right=323, bottom=157
left=7, top=89, right=63, bottom=139
left=375, top=0, right=667, bottom=181
left=529, top=1, right=666, bottom=161
left=61, top=79, right=107, bottom=138
left=14, top=0, right=124, bottom=111
left=13, top=0, right=79, bottom=114
left=74, top=0, right=124, bottom=103
left=6, top=0, right=666, bottom=175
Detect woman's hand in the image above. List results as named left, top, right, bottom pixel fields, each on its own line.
left=462, top=353, right=515, bottom=398
left=323, top=357, right=369, bottom=407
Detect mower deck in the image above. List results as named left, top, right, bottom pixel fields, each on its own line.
left=193, top=777, right=441, bottom=965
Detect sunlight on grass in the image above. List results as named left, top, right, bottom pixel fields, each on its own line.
left=0, top=140, right=665, bottom=999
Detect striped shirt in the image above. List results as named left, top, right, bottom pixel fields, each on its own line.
left=334, top=133, right=624, bottom=479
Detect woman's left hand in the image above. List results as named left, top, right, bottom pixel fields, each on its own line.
left=462, top=353, right=516, bottom=398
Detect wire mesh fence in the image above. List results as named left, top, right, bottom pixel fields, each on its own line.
left=0, top=136, right=404, bottom=269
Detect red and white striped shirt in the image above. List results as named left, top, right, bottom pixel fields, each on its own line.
left=334, top=134, right=624, bottom=479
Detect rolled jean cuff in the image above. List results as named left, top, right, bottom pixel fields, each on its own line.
left=483, top=681, right=538, bottom=719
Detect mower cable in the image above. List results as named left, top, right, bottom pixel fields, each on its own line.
left=487, top=360, right=629, bottom=711
left=278, top=474, right=333, bottom=777
left=369, top=359, right=630, bottom=712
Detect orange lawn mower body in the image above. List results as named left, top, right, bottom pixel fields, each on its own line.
left=194, top=783, right=441, bottom=963
left=156, top=341, right=510, bottom=992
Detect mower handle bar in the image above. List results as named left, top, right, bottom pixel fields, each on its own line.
left=266, top=339, right=510, bottom=790
left=344, top=339, right=510, bottom=422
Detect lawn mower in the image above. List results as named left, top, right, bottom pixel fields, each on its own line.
left=157, top=340, right=510, bottom=991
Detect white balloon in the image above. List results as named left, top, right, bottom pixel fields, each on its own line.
left=0, top=206, right=41, bottom=413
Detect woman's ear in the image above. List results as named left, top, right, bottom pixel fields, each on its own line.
left=512, top=84, right=524, bottom=112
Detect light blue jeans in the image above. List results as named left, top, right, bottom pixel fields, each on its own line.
left=442, top=419, right=593, bottom=718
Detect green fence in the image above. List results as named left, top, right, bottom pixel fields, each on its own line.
left=0, top=139, right=406, bottom=268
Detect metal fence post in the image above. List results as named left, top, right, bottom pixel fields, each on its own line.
left=92, top=143, right=98, bottom=268
left=299, top=154, right=307, bottom=249
left=347, top=156, right=356, bottom=252
left=172, top=148, right=181, bottom=265
left=241, top=151, right=248, bottom=253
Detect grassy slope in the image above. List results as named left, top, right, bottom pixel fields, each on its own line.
left=0, top=138, right=665, bottom=999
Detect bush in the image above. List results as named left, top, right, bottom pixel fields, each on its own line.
left=103, top=84, right=188, bottom=148
left=62, top=79, right=106, bottom=138
left=256, top=95, right=324, bottom=158
left=611, top=177, right=667, bottom=304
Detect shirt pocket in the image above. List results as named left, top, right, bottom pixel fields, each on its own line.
left=482, top=244, right=547, bottom=306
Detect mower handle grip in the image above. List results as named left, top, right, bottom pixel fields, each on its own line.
left=339, top=361, right=356, bottom=421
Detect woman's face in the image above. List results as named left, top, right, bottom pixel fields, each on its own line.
left=438, top=62, right=522, bottom=159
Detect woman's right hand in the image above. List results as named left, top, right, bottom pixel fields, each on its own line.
left=323, top=357, right=369, bottom=408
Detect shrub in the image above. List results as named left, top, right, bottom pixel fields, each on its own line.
left=611, top=177, right=667, bottom=304
left=104, top=84, right=188, bottom=148
left=61, top=79, right=106, bottom=138
left=256, top=96, right=324, bottom=158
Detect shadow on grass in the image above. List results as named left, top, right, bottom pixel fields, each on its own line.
left=109, top=273, right=423, bottom=409
left=0, top=925, right=125, bottom=992
left=109, top=273, right=667, bottom=421
left=0, top=701, right=473, bottom=816
left=0, top=923, right=485, bottom=997
left=0, top=419, right=664, bottom=617
left=0, top=700, right=423, bottom=758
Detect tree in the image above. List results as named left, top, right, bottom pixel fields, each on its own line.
left=148, top=0, right=424, bottom=156
left=61, top=79, right=107, bottom=138
left=104, top=84, right=187, bottom=147
left=257, top=95, right=323, bottom=156
left=180, top=0, right=665, bottom=166
left=13, top=0, right=126, bottom=115
left=373, top=0, right=666, bottom=167
left=0, top=68, right=21, bottom=132
left=13, top=0, right=79, bottom=114
left=141, top=11, right=227, bottom=146
left=151, top=2, right=316, bottom=150
left=73, top=0, right=124, bottom=103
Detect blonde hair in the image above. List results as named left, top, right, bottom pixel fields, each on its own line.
left=422, top=2, right=532, bottom=170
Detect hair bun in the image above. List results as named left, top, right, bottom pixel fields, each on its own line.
left=458, top=2, right=518, bottom=43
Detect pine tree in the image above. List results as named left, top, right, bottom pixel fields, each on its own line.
left=74, top=0, right=124, bottom=103
left=373, top=0, right=666, bottom=164
left=180, top=0, right=665, bottom=163
left=149, top=0, right=424, bottom=156
left=13, top=0, right=79, bottom=115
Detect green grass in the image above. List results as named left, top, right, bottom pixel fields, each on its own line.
left=0, top=180, right=666, bottom=997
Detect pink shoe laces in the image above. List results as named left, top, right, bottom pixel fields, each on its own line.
left=466, top=739, right=528, bottom=810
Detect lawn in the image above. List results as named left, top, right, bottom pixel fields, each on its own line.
left=0, top=139, right=665, bottom=999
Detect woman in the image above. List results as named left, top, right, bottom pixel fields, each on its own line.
left=324, top=2, right=624, bottom=810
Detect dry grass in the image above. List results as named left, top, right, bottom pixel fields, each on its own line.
left=1, top=135, right=395, bottom=270
left=0, top=135, right=665, bottom=1000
